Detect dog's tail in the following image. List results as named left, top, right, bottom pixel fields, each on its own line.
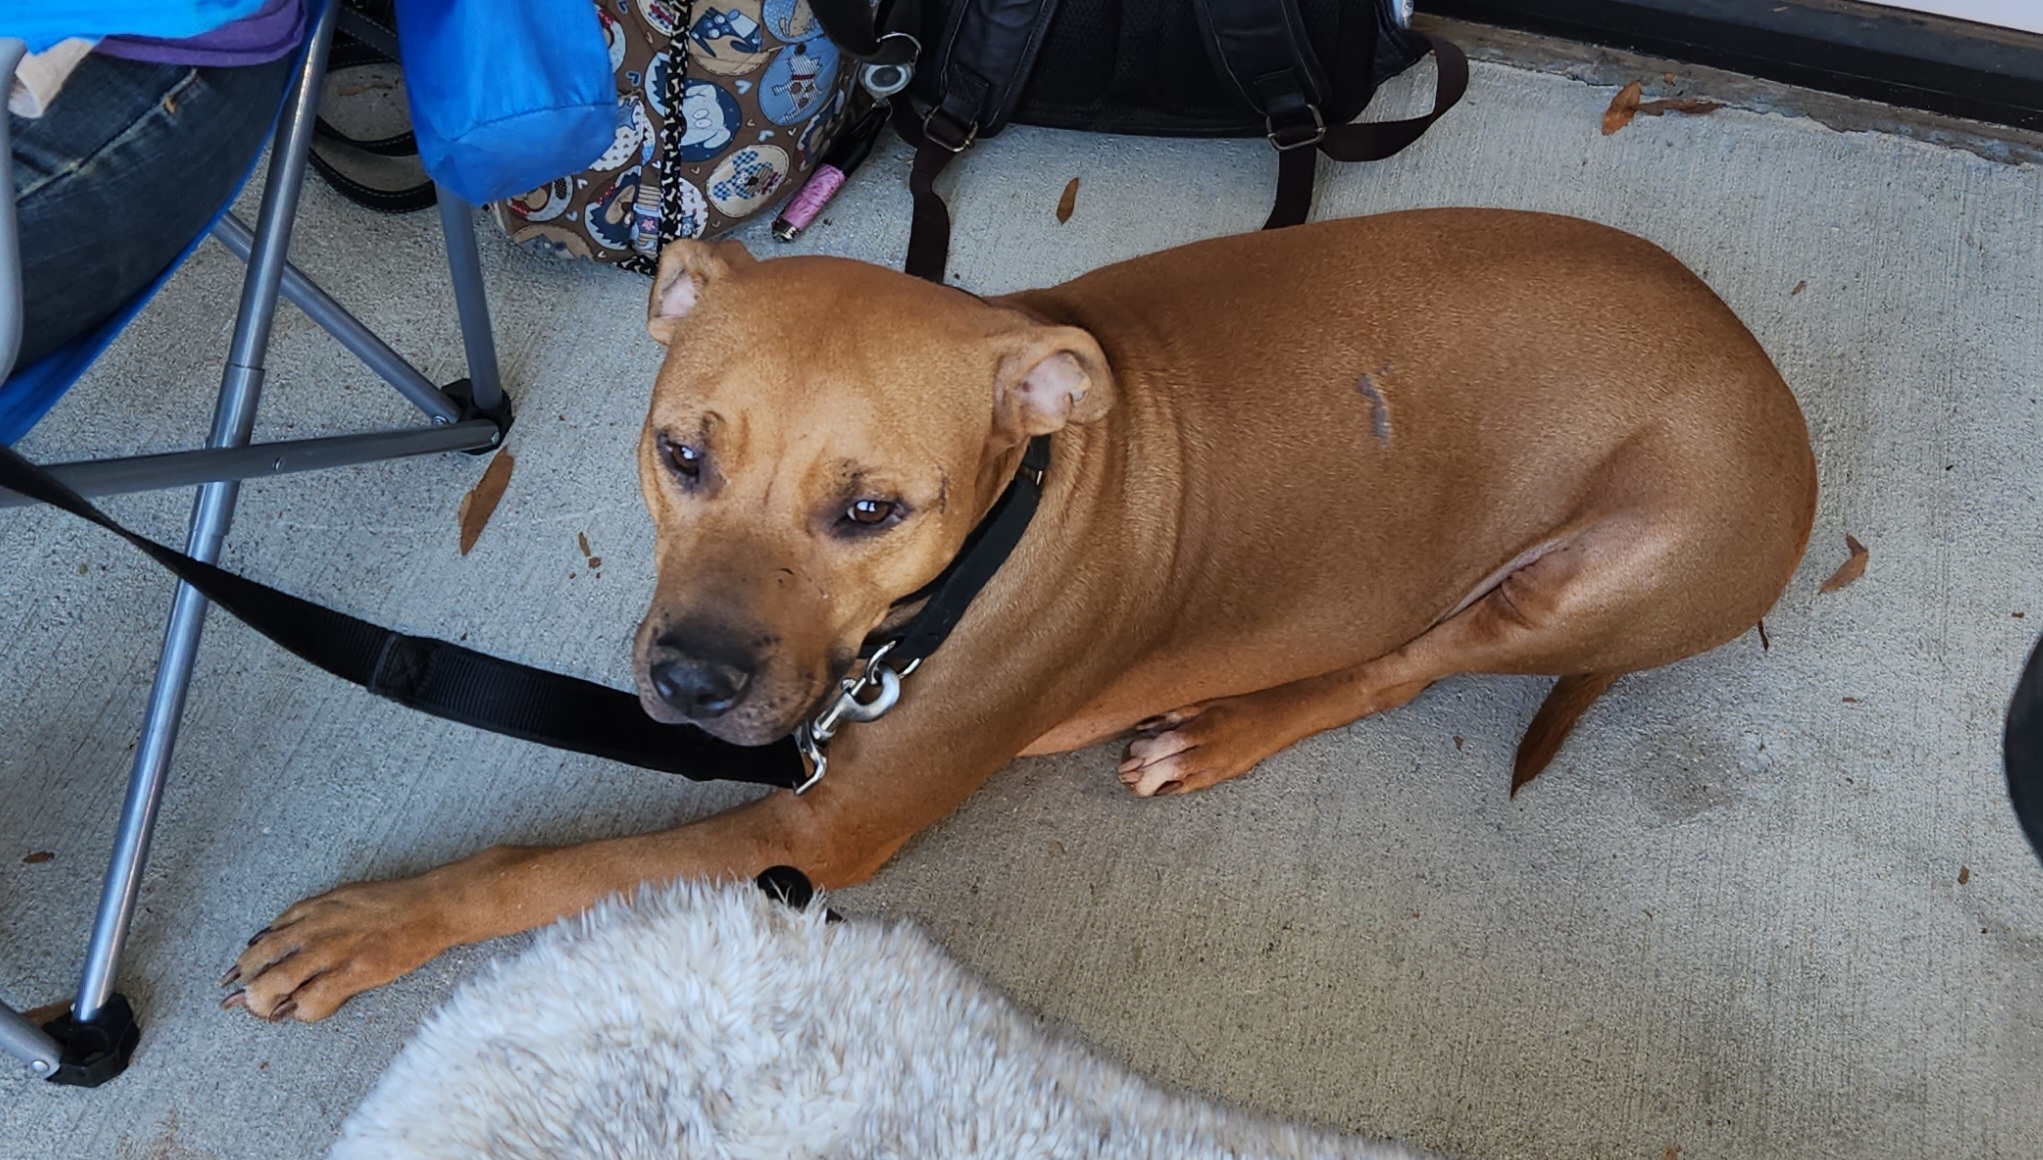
left=1513, top=671, right=1622, bottom=796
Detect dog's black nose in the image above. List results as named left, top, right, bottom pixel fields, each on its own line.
left=643, top=624, right=761, bottom=722
left=649, top=657, right=751, bottom=718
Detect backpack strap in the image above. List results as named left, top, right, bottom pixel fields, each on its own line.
left=1268, top=31, right=1467, bottom=230
left=1320, top=32, right=1468, bottom=165
left=889, top=0, right=1064, bottom=282
left=889, top=0, right=1464, bottom=278
left=923, top=0, right=1065, bottom=145
left=890, top=103, right=961, bottom=283
left=1193, top=0, right=1331, bottom=150
left=1197, top=0, right=1467, bottom=229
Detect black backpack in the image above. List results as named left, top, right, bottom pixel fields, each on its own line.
left=811, top=0, right=1467, bottom=280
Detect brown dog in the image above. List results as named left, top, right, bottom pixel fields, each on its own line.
left=223, top=209, right=1815, bottom=1022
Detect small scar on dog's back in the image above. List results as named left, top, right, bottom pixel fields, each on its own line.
left=1356, top=370, right=1392, bottom=448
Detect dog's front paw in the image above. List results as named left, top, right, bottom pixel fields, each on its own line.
left=1118, top=700, right=1280, bottom=797
left=220, top=877, right=451, bottom=1023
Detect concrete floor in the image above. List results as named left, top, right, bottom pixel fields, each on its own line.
left=3, top=35, right=2041, bottom=1160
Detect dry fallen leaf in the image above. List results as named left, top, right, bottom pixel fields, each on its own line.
left=457, top=449, right=516, bottom=556
left=1055, top=177, right=1079, bottom=224
left=1757, top=619, right=1771, bottom=651
left=1843, top=696, right=1861, bottom=704
left=1792, top=280, right=1807, bottom=295
left=1957, top=865, right=1971, bottom=885
left=1636, top=98, right=1724, bottom=118
left=1602, top=81, right=1642, bottom=135
left=1453, top=735, right=1464, bottom=751
left=22, top=850, right=53, bottom=865
left=1665, top=1146, right=1681, bottom=1160
left=1818, top=533, right=1869, bottom=593
left=577, top=531, right=592, bottom=557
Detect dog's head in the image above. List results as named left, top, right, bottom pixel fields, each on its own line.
left=632, top=241, right=1114, bottom=744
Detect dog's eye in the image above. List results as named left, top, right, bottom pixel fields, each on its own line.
left=845, top=499, right=897, bottom=526
left=663, top=438, right=702, bottom=483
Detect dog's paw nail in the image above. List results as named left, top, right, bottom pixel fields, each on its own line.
left=1134, top=715, right=1168, bottom=732
left=271, top=1000, right=297, bottom=1022
left=219, top=965, right=242, bottom=987
left=246, top=927, right=271, bottom=948
left=220, top=990, right=246, bottom=1011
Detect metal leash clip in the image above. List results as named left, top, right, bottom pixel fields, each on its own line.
left=792, top=640, right=918, bottom=794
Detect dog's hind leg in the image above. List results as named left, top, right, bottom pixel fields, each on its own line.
left=1119, top=515, right=1738, bottom=797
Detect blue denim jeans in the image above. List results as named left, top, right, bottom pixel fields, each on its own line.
left=9, top=53, right=294, bottom=367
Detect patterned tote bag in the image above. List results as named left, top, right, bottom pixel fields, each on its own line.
left=491, top=0, right=860, bottom=273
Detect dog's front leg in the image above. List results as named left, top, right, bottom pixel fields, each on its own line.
left=221, top=733, right=1002, bottom=1023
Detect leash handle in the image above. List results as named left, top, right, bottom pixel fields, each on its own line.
left=0, top=442, right=804, bottom=787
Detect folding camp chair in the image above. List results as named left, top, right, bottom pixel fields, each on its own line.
left=0, top=0, right=513, bottom=1085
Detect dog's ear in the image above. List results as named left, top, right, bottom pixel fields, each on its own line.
left=648, top=240, right=757, bottom=343
left=993, top=326, right=1114, bottom=439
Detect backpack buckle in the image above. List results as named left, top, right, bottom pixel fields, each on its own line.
left=1266, top=105, right=1326, bottom=152
left=923, top=107, right=979, bottom=153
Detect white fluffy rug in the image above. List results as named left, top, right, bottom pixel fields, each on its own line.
left=329, top=881, right=1443, bottom=1160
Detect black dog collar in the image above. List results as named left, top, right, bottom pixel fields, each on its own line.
left=796, top=435, right=1051, bottom=790
left=874, top=434, right=1050, bottom=667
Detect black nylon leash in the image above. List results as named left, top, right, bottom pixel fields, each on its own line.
left=0, top=435, right=1050, bottom=789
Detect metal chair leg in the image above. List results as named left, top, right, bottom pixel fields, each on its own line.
left=211, top=213, right=461, bottom=423
left=69, top=0, right=341, bottom=1042
left=436, top=190, right=504, bottom=413
left=0, top=1000, right=61, bottom=1078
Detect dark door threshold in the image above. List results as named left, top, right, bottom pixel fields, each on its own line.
left=1422, top=0, right=2043, bottom=131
